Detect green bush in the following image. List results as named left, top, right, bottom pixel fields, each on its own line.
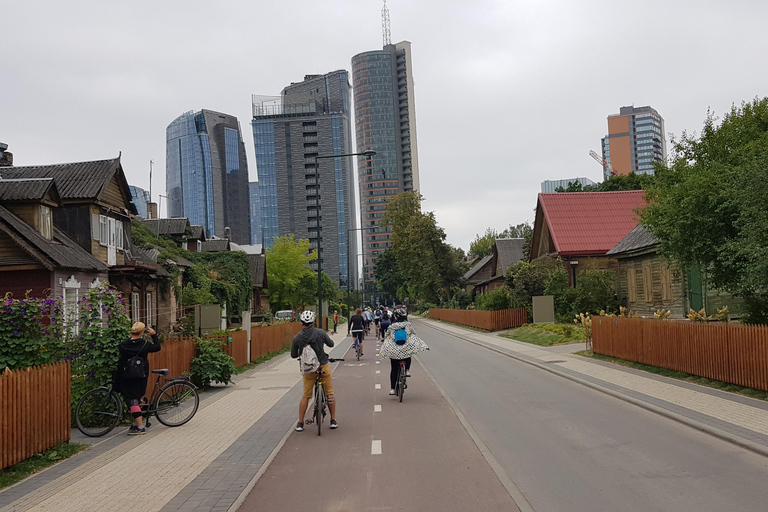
left=573, top=269, right=619, bottom=314
left=476, top=288, right=512, bottom=311
left=190, top=337, right=236, bottom=387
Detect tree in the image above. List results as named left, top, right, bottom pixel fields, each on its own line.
left=468, top=228, right=497, bottom=259
left=469, top=222, right=533, bottom=260
left=382, top=192, right=465, bottom=304
left=265, top=234, right=318, bottom=312
left=641, top=98, right=768, bottom=323
left=597, top=172, right=656, bottom=191
left=374, top=248, right=405, bottom=298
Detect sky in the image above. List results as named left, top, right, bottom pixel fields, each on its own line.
left=3, top=0, right=767, bottom=252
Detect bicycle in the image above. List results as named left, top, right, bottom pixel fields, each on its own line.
left=395, top=360, right=407, bottom=402
left=353, top=334, right=363, bottom=361
left=304, top=358, right=343, bottom=436
left=75, top=369, right=199, bottom=437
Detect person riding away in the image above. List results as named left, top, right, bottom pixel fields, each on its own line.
left=116, top=322, right=161, bottom=435
left=364, top=308, right=374, bottom=333
left=373, top=307, right=382, bottom=337
left=291, top=310, right=338, bottom=431
left=348, top=307, right=366, bottom=355
left=379, top=308, right=391, bottom=340
left=379, top=308, right=429, bottom=395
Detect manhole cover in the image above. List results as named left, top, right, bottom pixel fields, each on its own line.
left=260, top=386, right=291, bottom=391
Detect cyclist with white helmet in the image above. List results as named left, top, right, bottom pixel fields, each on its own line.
left=291, top=310, right=338, bottom=431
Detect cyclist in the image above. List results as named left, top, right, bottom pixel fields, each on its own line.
left=364, top=308, right=373, bottom=334
left=348, top=307, right=365, bottom=355
left=373, top=307, right=382, bottom=339
left=291, top=310, right=338, bottom=431
left=379, top=308, right=391, bottom=340
left=379, top=308, right=429, bottom=395
left=116, top=322, right=161, bottom=435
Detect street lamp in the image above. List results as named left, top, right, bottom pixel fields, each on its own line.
left=315, top=150, right=376, bottom=329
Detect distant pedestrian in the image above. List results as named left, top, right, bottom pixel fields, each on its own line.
left=116, top=322, right=161, bottom=435
left=333, top=310, right=339, bottom=333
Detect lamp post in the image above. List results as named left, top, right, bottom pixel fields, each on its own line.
left=315, top=150, right=376, bottom=329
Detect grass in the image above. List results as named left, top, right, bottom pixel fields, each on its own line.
left=575, top=350, right=768, bottom=402
left=0, top=442, right=89, bottom=490
left=233, top=347, right=291, bottom=375
left=499, top=323, right=586, bottom=346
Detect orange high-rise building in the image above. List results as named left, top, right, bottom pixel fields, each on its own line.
left=601, top=106, right=666, bottom=180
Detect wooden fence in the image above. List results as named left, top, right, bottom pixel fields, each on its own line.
left=1, top=362, right=71, bottom=470
left=429, top=308, right=528, bottom=331
left=251, top=322, right=303, bottom=361
left=592, top=317, right=768, bottom=391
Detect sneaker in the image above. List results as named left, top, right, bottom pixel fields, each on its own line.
left=406, top=371, right=412, bottom=377
left=127, top=425, right=138, bottom=435
left=330, top=419, right=338, bottom=429
left=128, top=427, right=146, bottom=436
left=389, top=389, right=396, bottom=395
left=296, top=422, right=304, bottom=432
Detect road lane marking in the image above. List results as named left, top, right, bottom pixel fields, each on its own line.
left=375, top=384, right=381, bottom=389
left=375, top=370, right=380, bottom=374
left=371, top=440, right=382, bottom=455
left=374, top=405, right=382, bottom=412
left=376, top=361, right=380, bottom=364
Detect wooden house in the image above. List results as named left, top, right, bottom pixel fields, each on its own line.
left=529, top=191, right=646, bottom=286
left=463, top=238, right=526, bottom=294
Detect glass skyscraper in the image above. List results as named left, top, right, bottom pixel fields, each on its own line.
left=601, top=106, right=666, bottom=180
left=166, top=110, right=251, bottom=244
left=251, top=70, right=357, bottom=287
left=351, top=41, right=420, bottom=291
left=249, top=181, right=262, bottom=245
left=128, top=185, right=151, bottom=219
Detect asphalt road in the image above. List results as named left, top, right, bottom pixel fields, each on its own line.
left=240, top=333, right=520, bottom=511
left=414, top=319, right=768, bottom=512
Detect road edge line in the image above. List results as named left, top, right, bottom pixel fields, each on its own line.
left=415, top=354, right=536, bottom=512
left=419, top=320, right=768, bottom=460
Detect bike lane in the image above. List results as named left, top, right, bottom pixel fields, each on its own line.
left=238, top=336, right=521, bottom=511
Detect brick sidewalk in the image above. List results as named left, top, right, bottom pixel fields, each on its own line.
left=417, top=318, right=768, bottom=456
left=0, top=328, right=350, bottom=512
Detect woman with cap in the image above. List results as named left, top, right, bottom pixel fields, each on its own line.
left=117, top=322, right=161, bottom=435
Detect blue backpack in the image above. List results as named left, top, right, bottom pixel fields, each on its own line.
left=394, top=328, right=407, bottom=345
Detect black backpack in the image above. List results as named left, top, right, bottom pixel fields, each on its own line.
left=124, top=341, right=148, bottom=379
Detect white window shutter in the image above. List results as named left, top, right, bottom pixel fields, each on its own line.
left=116, top=221, right=124, bottom=250
left=99, top=216, right=108, bottom=246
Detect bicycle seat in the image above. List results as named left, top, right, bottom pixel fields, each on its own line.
left=152, top=369, right=169, bottom=375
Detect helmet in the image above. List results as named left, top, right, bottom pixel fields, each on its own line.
left=394, top=308, right=407, bottom=321
left=300, top=310, right=316, bottom=326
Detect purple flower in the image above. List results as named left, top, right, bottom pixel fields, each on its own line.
left=13, top=330, right=17, bottom=335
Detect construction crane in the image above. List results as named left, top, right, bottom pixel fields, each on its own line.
left=589, top=150, right=616, bottom=178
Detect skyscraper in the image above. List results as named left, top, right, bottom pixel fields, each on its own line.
left=128, top=185, right=151, bottom=219
left=351, top=40, right=420, bottom=291
left=251, top=70, right=357, bottom=287
left=166, top=110, right=251, bottom=244
left=601, top=106, right=666, bottom=180
left=249, top=181, right=262, bottom=245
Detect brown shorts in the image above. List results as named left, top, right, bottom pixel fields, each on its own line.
left=302, top=363, right=334, bottom=399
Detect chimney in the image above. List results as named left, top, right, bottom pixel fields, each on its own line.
left=146, top=202, right=158, bottom=219
left=224, top=227, right=231, bottom=241
left=0, top=143, right=13, bottom=167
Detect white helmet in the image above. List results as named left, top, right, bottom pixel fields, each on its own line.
left=300, top=310, right=316, bottom=325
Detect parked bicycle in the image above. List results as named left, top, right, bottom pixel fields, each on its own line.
left=304, top=358, right=343, bottom=435
left=75, top=369, right=199, bottom=437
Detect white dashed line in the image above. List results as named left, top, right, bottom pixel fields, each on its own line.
left=375, top=384, right=381, bottom=389
left=376, top=361, right=380, bottom=364
left=374, top=405, right=382, bottom=412
left=375, top=370, right=380, bottom=374
left=372, top=440, right=382, bottom=455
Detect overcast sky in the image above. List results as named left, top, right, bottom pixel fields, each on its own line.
left=3, top=0, right=766, bottom=252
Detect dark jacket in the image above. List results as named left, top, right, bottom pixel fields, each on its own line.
left=349, top=314, right=365, bottom=332
left=291, top=327, right=334, bottom=366
left=116, top=334, right=161, bottom=400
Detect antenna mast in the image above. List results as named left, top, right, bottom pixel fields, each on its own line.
left=382, top=0, right=391, bottom=46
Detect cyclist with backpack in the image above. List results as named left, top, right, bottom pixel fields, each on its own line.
left=379, top=308, right=429, bottom=395
left=348, top=307, right=366, bottom=355
left=115, top=322, right=161, bottom=435
left=373, top=307, right=382, bottom=338
left=291, top=310, right=338, bottom=431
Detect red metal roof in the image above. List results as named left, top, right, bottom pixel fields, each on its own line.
left=538, top=191, right=647, bottom=256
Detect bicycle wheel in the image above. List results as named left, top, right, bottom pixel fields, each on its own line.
left=356, top=343, right=361, bottom=361
left=314, top=384, right=324, bottom=436
left=154, top=380, right=199, bottom=427
left=399, top=366, right=406, bottom=403
left=76, top=388, right=122, bottom=437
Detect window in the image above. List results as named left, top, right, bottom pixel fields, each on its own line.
left=40, top=206, right=52, bottom=239
left=99, top=215, right=108, bottom=246
left=642, top=265, right=653, bottom=303
left=62, top=276, right=81, bottom=335
left=146, top=293, right=152, bottom=327
left=131, top=292, right=140, bottom=323
left=627, top=269, right=637, bottom=304
left=115, top=221, right=124, bottom=250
